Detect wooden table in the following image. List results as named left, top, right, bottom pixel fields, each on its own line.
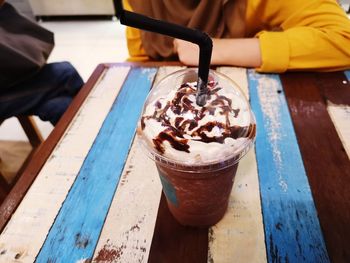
left=0, top=63, right=349, bottom=263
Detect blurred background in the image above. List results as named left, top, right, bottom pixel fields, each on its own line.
left=1, top=0, right=129, bottom=141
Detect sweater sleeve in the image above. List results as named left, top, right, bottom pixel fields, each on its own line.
left=123, top=0, right=149, bottom=61
left=255, top=0, right=350, bottom=72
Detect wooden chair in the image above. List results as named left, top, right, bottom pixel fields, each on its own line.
left=0, top=116, right=44, bottom=202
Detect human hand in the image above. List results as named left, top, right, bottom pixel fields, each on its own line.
left=173, top=39, right=199, bottom=66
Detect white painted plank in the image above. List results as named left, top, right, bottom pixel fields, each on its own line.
left=216, top=67, right=249, bottom=98
left=208, top=67, right=266, bottom=263
left=327, top=103, right=350, bottom=158
left=92, top=67, right=184, bottom=262
left=0, top=66, right=130, bottom=263
left=91, top=137, right=160, bottom=263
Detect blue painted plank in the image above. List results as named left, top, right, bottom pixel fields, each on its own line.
left=345, top=70, right=350, bottom=81
left=36, top=67, right=157, bottom=262
left=248, top=70, right=329, bottom=263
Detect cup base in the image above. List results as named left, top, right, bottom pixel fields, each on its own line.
left=167, top=200, right=228, bottom=227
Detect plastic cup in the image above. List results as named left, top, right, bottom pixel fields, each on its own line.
left=138, top=69, right=256, bottom=227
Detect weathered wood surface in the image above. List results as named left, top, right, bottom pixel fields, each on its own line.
left=92, top=67, right=183, bottom=263
left=207, top=67, right=266, bottom=263
left=281, top=72, right=350, bottom=263
left=321, top=71, right=350, bottom=159
left=0, top=67, right=130, bottom=262
left=148, top=193, right=209, bottom=263
left=249, top=71, right=329, bottom=263
left=91, top=138, right=161, bottom=263
left=315, top=72, right=350, bottom=105
left=327, top=103, right=350, bottom=158
left=0, top=64, right=348, bottom=263
left=0, top=64, right=106, bottom=232
left=35, top=67, right=157, bottom=262
left=344, top=70, right=350, bottom=81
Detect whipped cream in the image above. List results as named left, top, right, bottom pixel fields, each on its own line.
left=139, top=80, right=255, bottom=164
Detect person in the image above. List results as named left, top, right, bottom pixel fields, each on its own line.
left=0, top=61, right=84, bottom=125
left=0, top=1, right=84, bottom=125
left=123, top=0, right=350, bottom=73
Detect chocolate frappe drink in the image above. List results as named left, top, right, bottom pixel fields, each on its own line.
left=138, top=69, right=256, bottom=227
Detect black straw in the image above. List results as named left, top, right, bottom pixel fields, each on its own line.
left=114, top=0, right=212, bottom=106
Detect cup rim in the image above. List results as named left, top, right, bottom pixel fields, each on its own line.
left=137, top=68, right=256, bottom=172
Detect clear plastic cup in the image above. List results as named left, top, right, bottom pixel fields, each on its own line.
left=137, top=69, right=256, bottom=227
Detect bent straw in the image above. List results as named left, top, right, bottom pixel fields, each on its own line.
left=114, top=0, right=212, bottom=106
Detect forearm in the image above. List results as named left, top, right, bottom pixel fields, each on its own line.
left=174, top=37, right=262, bottom=68
left=257, top=27, right=350, bottom=72
left=211, top=38, right=262, bottom=68
left=254, top=0, right=350, bottom=72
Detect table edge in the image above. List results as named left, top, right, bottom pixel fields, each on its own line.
left=0, top=64, right=108, bottom=231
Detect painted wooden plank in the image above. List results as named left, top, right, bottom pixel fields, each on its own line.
left=327, top=103, right=350, bottom=158
left=148, top=193, right=209, bottom=263
left=92, top=66, right=183, bottom=262
left=345, top=70, right=350, bottom=81
left=217, top=67, right=249, bottom=97
left=91, top=138, right=160, bottom=263
left=0, top=66, right=130, bottom=263
left=35, top=67, right=157, bottom=262
left=207, top=67, right=266, bottom=263
left=281, top=72, right=350, bottom=263
left=314, top=72, right=350, bottom=106
left=249, top=70, right=329, bottom=263
left=316, top=71, right=350, bottom=158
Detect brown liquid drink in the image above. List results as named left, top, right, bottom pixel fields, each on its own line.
left=138, top=69, right=256, bottom=227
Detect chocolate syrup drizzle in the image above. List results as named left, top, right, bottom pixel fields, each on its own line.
left=141, top=81, right=253, bottom=154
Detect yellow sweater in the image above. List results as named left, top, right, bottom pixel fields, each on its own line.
left=123, top=0, right=350, bottom=72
